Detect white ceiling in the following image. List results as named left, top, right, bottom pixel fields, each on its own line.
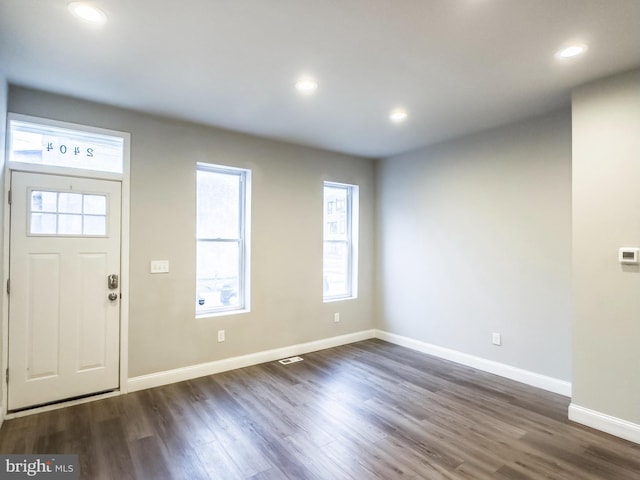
left=1, top=0, right=639, bottom=158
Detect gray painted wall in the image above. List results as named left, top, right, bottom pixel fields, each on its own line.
left=8, top=86, right=376, bottom=378
left=376, top=110, right=572, bottom=381
left=4, top=71, right=640, bottom=436
left=572, top=69, right=640, bottom=423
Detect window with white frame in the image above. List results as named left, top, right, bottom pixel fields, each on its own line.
left=8, top=115, right=125, bottom=175
left=196, top=163, right=250, bottom=315
left=29, top=190, right=108, bottom=237
left=323, top=182, right=359, bottom=300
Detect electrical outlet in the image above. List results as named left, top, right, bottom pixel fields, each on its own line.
left=217, top=330, right=225, bottom=342
left=334, top=313, right=340, bottom=323
left=492, top=332, right=501, bottom=346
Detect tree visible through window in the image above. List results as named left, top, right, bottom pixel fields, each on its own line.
left=323, top=182, right=358, bottom=300
left=196, top=164, right=250, bottom=315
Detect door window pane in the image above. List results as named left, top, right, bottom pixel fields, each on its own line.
left=31, top=191, right=57, bottom=212
left=28, top=190, right=108, bottom=237
left=83, top=195, right=106, bottom=215
left=30, top=213, right=57, bottom=235
left=83, top=215, right=107, bottom=236
left=58, top=193, right=83, bottom=213
left=58, top=214, right=82, bottom=235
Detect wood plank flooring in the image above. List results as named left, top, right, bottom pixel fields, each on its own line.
left=1, top=339, right=639, bottom=479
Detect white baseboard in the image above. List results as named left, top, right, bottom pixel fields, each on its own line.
left=128, top=329, right=376, bottom=392
left=374, top=330, right=572, bottom=397
left=569, top=404, right=640, bottom=444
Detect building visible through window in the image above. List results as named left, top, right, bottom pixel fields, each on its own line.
left=196, top=163, right=250, bottom=315
left=323, top=182, right=358, bottom=300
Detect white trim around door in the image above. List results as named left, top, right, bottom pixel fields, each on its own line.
left=1, top=113, right=130, bottom=414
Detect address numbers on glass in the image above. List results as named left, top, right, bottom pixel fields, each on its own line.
left=45, top=142, right=94, bottom=157
left=8, top=116, right=125, bottom=175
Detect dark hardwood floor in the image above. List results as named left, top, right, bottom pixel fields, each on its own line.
left=1, top=339, right=639, bottom=479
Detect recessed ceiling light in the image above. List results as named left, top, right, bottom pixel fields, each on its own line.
left=68, top=2, right=108, bottom=25
left=556, top=44, right=588, bottom=59
left=389, top=108, right=408, bottom=123
left=295, top=78, right=318, bottom=94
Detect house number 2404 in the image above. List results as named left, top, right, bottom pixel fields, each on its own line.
left=46, top=142, right=94, bottom=157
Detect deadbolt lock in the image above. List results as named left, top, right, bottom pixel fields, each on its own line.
left=108, top=274, right=119, bottom=290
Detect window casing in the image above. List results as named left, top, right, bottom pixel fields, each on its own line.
left=323, top=182, right=358, bottom=301
left=196, top=164, right=250, bottom=316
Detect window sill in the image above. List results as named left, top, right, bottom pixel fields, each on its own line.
left=196, top=308, right=250, bottom=319
left=323, top=296, right=357, bottom=303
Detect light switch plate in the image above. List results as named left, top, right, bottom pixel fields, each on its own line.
left=150, top=260, right=170, bottom=273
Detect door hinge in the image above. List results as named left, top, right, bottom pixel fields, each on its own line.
left=6, top=279, right=9, bottom=295
left=8, top=190, right=11, bottom=205
left=5, top=368, right=8, bottom=384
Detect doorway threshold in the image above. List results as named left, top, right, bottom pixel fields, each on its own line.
left=5, top=389, right=120, bottom=419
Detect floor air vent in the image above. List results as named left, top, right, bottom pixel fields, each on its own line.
left=278, top=356, right=304, bottom=365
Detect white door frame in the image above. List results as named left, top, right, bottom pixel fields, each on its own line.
left=1, top=113, right=130, bottom=416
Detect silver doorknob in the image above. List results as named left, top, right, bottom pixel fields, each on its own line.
left=108, top=292, right=118, bottom=301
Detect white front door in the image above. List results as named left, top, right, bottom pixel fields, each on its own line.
left=8, top=172, right=121, bottom=410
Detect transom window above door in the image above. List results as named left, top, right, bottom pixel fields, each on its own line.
left=8, top=114, right=126, bottom=177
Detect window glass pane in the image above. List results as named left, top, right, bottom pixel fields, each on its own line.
left=196, top=241, right=240, bottom=310
left=323, top=182, right=358, bottom=300
left=83, top=215, right=106, bottom=235
left=196, top=163, right=250, bottom=315
left=58, top=214, right=82, bottom=235
left=28, top=189, right=109, bottom=237
left=31, top=213, right=57, bottom=234
left=323, top=241, right=349, bottom=297
left=58, top=193, right=83, bottom=213
left=9, top=119, right=125, bottom=174
left=324, top=186, right=348, bottom=241
left=83, top=194, right=106, bottom=215
left=31, top=191, right=57, bottom=212
left=197, top=169, right=240, bottom=239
